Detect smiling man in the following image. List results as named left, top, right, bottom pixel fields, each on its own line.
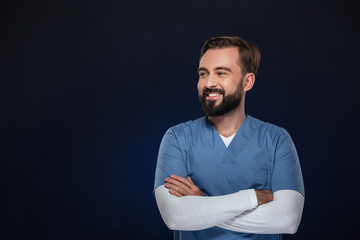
left=154, top=36, right=305, bottom=240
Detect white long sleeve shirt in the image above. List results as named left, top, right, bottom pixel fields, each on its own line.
left=155, top=185, right=304, bottom=234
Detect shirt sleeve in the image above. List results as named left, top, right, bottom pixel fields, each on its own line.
left=271, top=130, right=305, bottom=195
left=155, top=185, right=258, bottom=231
left=153, top=128, right=189, bottom=192
left=217, top=189, right=304, bottom=234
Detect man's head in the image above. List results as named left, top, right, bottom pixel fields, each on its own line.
left=200, top=36, right=261, bottom=76
left=197, top=36, right=260, bottom=117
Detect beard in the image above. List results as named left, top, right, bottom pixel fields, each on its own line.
left=198, top=78, right=244, bottom=117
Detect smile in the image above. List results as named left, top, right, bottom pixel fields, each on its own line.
left=206, top=92, right=223, bottom=101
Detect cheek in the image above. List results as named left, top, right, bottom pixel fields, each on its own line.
left=197, top=81, right=203, bottom=93
left=223, top=82, right=237, bottom=93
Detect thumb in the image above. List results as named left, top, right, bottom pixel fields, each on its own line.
left=187, top=176, right=194, bottom=183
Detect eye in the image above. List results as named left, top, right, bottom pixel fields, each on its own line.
left=217, top=72, right=227, bottom=76
left=199, top=72, right=207, bottom=77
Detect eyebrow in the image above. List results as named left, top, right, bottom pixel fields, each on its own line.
left=214, top=66, right=232, bottom=72
left=197, top=66, right=233, bottom=73
left=197, top=67, right=208, bottom=73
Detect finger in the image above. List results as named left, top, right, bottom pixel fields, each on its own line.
left=187, top=176, right=198, bottom=191
left=169, top=188, right=183, bottom=197
left=166, top=177, right=188, bottom=187
left=187, top=176, right=201, bottom=192
left=165, top=183, right=190, bottom=196
left=167, top=176, right=193, bottom=191
left=170, top=175, right=193, bottom=188
left=170, top=174, right=188, bottom=183
left=187, top=176, right=194, bottom=184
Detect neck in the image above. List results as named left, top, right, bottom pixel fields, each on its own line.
left=208, top=103, right=246, bottom=137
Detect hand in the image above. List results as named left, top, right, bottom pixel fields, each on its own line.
left=165, top=174, right=204, bottom=197
left=254, top=189, right=273, bottom=205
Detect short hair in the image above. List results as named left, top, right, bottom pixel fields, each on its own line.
left=200, top=36, right=261, bottom=75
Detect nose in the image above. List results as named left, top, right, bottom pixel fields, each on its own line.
left=204, top=74, right=218, bottom=89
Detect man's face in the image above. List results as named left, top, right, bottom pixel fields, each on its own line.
left=197, top=47, right=244, bottom=117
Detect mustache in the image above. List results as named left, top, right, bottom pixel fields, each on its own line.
left=202, top=88, right=225, bottom=95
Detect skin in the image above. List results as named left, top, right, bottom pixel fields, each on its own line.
left=165, top=47, right=273, bottom=205
left=165, top=175, right=204, bottom=197
left=197, top=47, right=255, bottom=137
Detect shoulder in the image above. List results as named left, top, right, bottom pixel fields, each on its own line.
left=158, top=119, right=204, bottom=156
left=163, top=116, right=207, bottom=147
left=247, top=115, right=291, bottom=143
left=167, top=116, right=206, bottom=137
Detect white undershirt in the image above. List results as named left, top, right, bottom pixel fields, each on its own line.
left=155, top=186, right=304, bottom=234
left=219, top=132, right=237, bottom=147
left=155, top=185, right=258, bottom=231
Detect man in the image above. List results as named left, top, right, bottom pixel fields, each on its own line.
left=153, top=36, right=305, bottom=240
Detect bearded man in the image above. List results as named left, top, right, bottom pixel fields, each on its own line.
left=154, top=36, right=305, bottom=240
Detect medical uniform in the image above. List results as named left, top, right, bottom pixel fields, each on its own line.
left=154, top=115, right=304, bottom=240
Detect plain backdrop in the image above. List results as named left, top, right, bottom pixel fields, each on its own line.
left=1, top=0, right=359, bottom=239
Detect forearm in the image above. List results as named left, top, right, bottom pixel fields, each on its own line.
left=155, top=185, right=258, bottom=231
left=217, top=190, right=304, bottom=234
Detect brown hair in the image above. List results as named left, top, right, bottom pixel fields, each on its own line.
left=200, top=36, right=261, bottom=75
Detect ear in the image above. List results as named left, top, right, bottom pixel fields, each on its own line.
left=243, top=73, right=255, bottom=92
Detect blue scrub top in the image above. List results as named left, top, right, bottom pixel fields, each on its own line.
left=154, top=115, right=304, bottom=240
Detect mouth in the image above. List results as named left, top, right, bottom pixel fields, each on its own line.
left=206, top=92, right=223, bottom=101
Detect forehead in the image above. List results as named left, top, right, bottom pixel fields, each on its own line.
left=199, top=47, right=240, bottom=69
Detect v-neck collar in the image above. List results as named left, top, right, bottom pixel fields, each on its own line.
left=219, top=132, right=237, bottom=148
left=204, top=115, right=263, bottom=150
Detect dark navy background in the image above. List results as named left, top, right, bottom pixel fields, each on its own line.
left=1, top=1, right=359, bottom=239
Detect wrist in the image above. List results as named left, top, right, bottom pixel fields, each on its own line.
left=249, top=189, right=258, bottom=208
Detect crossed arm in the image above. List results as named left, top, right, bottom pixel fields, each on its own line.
left=155, top=175, right=304, bottom=234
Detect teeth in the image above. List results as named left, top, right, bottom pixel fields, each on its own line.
left=208, top=93, right=220, bottom=97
